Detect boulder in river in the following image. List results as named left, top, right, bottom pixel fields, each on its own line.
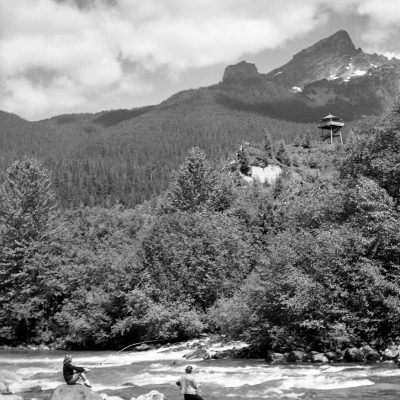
left=0, top=371, right=20, bottom=383
left=135, top=344, right=152, bottom=351
left=0, top=383, right=8, bottom=394
left=7, top=382, right=42, bottom=394
left=265, top=352, right=285, bottom=364
left=100, top=395, right=124, bottom=400
left=211, top=348, right=249, bottom=360
left=309, top=352, right=329, bottom=363
left=324, top=351, right=343, bottom=362
left=344, top=347, right=366, bottom=362
left=183, top=348, right=209, bottom=359
left=131, top=390, right=164, bottom=400
left=211, top=349, right=234, bottom=359
left=0, top=370, right=41, bottom=394
left=0, top=395, right=23, bottom=400
left=382, top=348, right=400, bottom=360
left=51, top=385, right=103, bottom=400
left=286, top=350, right=307, bottom=363
left=362, top=345, right=381, bottom=362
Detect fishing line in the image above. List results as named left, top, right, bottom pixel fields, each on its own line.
left=89, top=339, right=162, bottom=371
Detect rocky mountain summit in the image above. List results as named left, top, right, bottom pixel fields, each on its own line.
left=265, top=30, right=389, bottom=89
left=218, top=30, right=400, bottom=121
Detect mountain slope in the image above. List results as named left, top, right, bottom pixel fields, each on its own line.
left=219, top=30, right=400, bottom=121
left=0, top=98, right=314, bottom=207
left=1, top=30, right=399, bottom=207
left=39, top=30, right=399, bottom=128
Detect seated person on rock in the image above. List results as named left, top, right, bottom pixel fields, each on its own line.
left=63, top=355, right=92, bottom=388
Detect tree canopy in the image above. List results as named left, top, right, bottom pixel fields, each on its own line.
left=0, top=103, right=399, bottom=354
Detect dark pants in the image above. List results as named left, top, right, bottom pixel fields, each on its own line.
left=184, top=395, right=204, bottom=400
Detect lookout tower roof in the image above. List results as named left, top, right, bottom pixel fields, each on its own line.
left=321, top=113, right=341, bottom=121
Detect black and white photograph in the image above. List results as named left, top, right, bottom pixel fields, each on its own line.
left=1, top=1, right=400, bottom=399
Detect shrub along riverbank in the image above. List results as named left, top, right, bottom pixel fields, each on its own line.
left=0, top=101, right=400, bottom=357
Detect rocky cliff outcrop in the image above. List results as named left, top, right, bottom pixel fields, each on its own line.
left=222, top=61, right=260, bottom=82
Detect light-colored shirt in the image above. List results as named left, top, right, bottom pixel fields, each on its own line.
left=178, top=373, right=198, bottom=395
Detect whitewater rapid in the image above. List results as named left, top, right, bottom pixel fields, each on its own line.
left=2, top=341, right=400, bottom=399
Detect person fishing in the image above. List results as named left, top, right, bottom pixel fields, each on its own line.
left=176, top=365, right=205, bottom=400
left=63, top=355, right=92, bottom=388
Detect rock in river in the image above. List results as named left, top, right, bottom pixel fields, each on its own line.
left=51, top=385, right=103, bottom=400
left=0, top=370, right=41, bottom=394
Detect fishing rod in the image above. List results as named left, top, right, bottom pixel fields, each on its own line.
left=89, top=339, right=162, bottom=371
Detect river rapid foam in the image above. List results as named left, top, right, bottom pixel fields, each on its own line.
left=2, top=342, right=400, bottom=399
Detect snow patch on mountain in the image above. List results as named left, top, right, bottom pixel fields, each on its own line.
left=343, top=69, right=367, bottom=82
left=341, top=62, right=368, bottom=81
left=352, top=69, right=367, bottom=76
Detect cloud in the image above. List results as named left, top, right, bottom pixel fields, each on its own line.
left=1, top=0, right=400, bottom=119
left=357, top=0, right=400, bottom=27
left=355, top=0, right=400, bottom=45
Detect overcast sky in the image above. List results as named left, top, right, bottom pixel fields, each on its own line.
left=1, top=0, right=400, bottom=121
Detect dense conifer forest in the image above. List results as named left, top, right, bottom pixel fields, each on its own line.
left=0, top=100, right=319, bottom=207
left=0, top=101, right=399, bottom=357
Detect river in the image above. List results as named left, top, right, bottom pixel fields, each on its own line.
left=2, top=342, right=400, bottom=400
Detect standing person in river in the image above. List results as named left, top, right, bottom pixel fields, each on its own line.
left=176, top=365, right=205, bottom=400
left=63, top=355, right=92, bottom=388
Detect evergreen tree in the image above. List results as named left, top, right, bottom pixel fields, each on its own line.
left=293, top=135, right=302, bottom=147
left=237, top=146, right=251, bottom=176
left=263, top=131, right=274, bottom=158
left=302, top=131, right=312, bottom=149
left=0, top=157, right=56, bottom=343
left=160, top=147, right=218, bottom=213
left=275, top=141, right=292, bottom=166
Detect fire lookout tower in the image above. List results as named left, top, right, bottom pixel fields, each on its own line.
left=318, top=113, right=344, bottom=145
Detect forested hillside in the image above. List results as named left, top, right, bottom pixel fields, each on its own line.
left=0, top=100, right=398, bottom=354
left=0, top=101, right=318, bottom=207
